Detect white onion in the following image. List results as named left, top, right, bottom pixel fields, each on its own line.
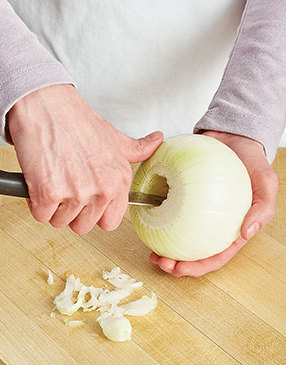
left=130, top=134, right=252, bottom=261
left=53, top=275, right=86, bottom=316
left=64, top=319, right=85, bottom=327
left=102, top=267, right=143, bottom=289
left=98, top=315, right=132, bottom=342
left=52, top=268, right=157, bottom=341
left=97, top=288, right=133, bottom=313
left=47, top=269, right=54, bottom=285
left=82, top=287, right=103, bottom=312
left=119, top=293, right=157, bottom=316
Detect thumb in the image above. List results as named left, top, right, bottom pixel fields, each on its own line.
left=122, top=131, right=164, bottom=163
left=240, top=169, right=278, bottom=241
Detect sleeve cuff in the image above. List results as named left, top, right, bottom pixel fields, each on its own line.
left=193, top=109, right=279, bottom=164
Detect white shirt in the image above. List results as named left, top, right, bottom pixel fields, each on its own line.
left=8, top=0, right=244, bottom=139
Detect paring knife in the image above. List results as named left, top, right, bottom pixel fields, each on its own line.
left=0, top=169, right=166, bottom=207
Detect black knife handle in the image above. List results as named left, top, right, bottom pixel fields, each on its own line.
left=0, top=170, right=29, bottom=198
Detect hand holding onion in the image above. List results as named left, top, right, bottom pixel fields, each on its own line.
left=131, top=131, right=278, bottom=277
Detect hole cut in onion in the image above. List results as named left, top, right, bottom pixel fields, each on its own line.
left=146, top=174, right=169, bottom=203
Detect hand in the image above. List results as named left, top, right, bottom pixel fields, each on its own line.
left=7, top=84, right=163, bottom=234
left=150, top=131, right=278, bottom=277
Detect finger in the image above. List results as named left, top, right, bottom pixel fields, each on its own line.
left=149, top=238, right=244, bottom=277
left=149, top=252, right=160, bottom=264
left=69, top=200, right=108, bottom=235
left=120, top=131, right=164, bottom=163
left=27, top=198, right=59, bottom=223
left=240, top=170, right=279, bottom=241
left=49, top=200, right=84, bottom=228
left=150, top=253, right=177, bottom=273
left=97, top=192, right=129, bottom=231
left=157, top=257, right=177, bottom=273
left=171, top=236, right=247, bottom=277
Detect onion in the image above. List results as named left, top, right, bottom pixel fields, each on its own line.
left=52, top=268, right=157, bottom=341
left=47, top=269, right=54, bottom=285
left=64, top=319, right=85, bottom=328
left=97, top=288, right=133, bottom=313
left=102, top=267, right=143, bottom=289
left=53, top=275, right=86, bottom=316
left=130, top=134, right=252, bottom=261
left=98, top=315, right=132, bottom=342
left=82, top=287, right=102, bottom=312
left=119, top=293, right=157, bottom=316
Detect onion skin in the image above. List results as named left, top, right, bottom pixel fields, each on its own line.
left=130, top=134, right=252, bottom=261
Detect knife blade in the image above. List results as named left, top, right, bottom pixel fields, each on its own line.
left=0, top=170, right=166, bottom=207
left=128, top=191, right=166, bottom=206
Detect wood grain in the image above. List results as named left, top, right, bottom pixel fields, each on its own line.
left=0, top=290, right=77, bottom=365
left=0, top=146, right=286, bottom=365
left=264, top=149, right=286, bottom=246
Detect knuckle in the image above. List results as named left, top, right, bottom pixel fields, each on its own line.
left=73, top=192, right=90, bottom=205
left=98, top=186, right=115, bottom=202
left=122, top=165, right=133, bottom=185
left=94, top=173, right=106, bottom=188
left=265, top=206, right=276, bottom=221
left=73, top=186, right=97, bottom=205
left=263, top=170, right=279, bottom=188
left=259, top=204, right=277, bottom=225
left=132, top=138, right=145, bottom=153
left=42, top=187, right=62, bottom=204
left=30, top=207, right=49, bottom=223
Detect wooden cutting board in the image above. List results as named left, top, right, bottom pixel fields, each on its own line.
left=0, top=146, right=285, bottom=365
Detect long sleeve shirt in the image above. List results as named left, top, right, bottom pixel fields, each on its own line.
left=0, top=0, right=285, bottom=163
left=194, top=0, right=286, bottom=163
left=0, top=0, right=74, bottom=140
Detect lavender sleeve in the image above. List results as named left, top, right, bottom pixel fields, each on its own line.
left=0, top=0, right=75, bottom=142
left=194, top=0, right=286, bottom=164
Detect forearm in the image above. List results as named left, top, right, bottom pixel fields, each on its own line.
left=194, top=0, right=286, bottom=164
left=0, top=0, right=74, bottom=143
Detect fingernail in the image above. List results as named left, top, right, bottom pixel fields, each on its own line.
left=146, top=131, right=162, bottom=141
left=246, top=222, right=260, bottom=240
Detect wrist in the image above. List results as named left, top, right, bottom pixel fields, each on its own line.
left=202, top=130, right=265, bottom=157
left=7, top=84, right=74, bottom=135
left=10, top=83, right=73, bottom=111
